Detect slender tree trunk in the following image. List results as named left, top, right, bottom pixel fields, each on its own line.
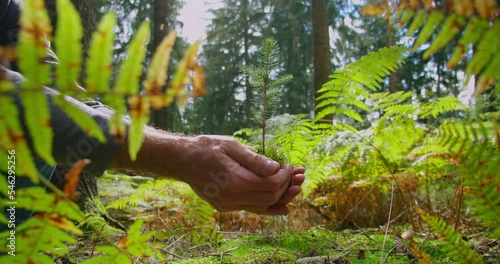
left=151, top=0, right=172, bottom=130
left=242, top=0, right=253, bottom=127
left=74, top=0, right=97, bottom=58
left=388, top=21, right=397, bottom=93
left=312, top=0, right=332, bottom=120
left=74, top=0, right=97, bottom=83
left=436, top=54, right=442, bottom=98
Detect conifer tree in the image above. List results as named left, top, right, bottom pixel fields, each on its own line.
left=198, top=0, right=269, bottom=134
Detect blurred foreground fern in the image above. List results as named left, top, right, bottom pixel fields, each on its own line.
left=0, top=0, right=206, bottom=262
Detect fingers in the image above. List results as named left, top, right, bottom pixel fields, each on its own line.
left=193, top=167, right=297, bottom=212
left=276, top=185, right=302, bottom=205
left=215, top=204, right=290, bottom=215
left=276, top=171, right=305, bottom=206
left=223, top=140, right=280, bottom=177
left=293, top=167, right=305, bottom=175
left=264, top=204, right=291, bottom=215
left=258, top=164, right=294, bottom=192
left=210, top=191, right=283, bottom=208
left=230, top=163, right=293, bottom=192
left=291, top=172, right=305, bottom=186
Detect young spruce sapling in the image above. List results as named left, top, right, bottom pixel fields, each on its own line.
left=242, top=38, right=292, bottom=165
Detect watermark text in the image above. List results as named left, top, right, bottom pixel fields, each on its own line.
left=6, top=149, right=16, bottom=256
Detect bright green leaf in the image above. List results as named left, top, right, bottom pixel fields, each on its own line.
left=20, top=89, right=54, bottom=165
left=114, top=22, right=150, bottom=95
left=86, top=12, right=116, bottom=94
left=424, top=14, right=466, bottom=59
left=55, top=0, right=82, bottom=93
left=413, top=11, right=445, bottom=50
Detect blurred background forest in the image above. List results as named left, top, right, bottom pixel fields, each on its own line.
left=89, top=0, right=470, bottom=135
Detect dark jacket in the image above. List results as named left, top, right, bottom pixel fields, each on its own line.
left=1, top=0, right=121, bottom=177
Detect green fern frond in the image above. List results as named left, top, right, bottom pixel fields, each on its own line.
left=448, top=17, right=488, bottom=69
left=0, top=83, right=38, bottom=179
left=420, top=96, right=467, bottom=118
left=433, top=120, right=500, bottom=236
left=417, top=208, right=483, bottom=264
left=275, top=116, right=315, bottom=165
left=0, top=218, right=78, bottom=263
left=85, top=12, right=116, bottom=94
left=114, top=22, right=150, bottom=96
left=408, top=241, right=436, bottom=264
left=81, top=246, right=131, bottom=264
left=17, top=0, right=55, bottom=166
left=106, top=179, right=215, bottom=237
left=374, top=117, right=425, bottom=162
left=314, top=46, right=408, bottom=123
left=105, top=179, right=161, bottom=210
left=423, top=14, right=465, bottom=59
left=461, top=145, right=500, bottom=237
left=413, top=11, right=445, bottom=51
left=81, top=218, right=162, bottom=263
left=382, top=104, right=417, bottom=118
left=436, top=121, right=495, bottom=151
left=0, top=186, right=84, bottom=262
left=370, top=91, right=413, bottom=110
left=55, top=0, right=82, bottom=93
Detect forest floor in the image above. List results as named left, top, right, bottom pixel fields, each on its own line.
left=63, top=173, right=499, bottom=263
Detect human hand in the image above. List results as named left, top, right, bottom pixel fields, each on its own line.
left=181, top=135, right=304, bottom=215
left=110, top=131, right=305, bottom=215
left=268, top=167, right=305, bottom=214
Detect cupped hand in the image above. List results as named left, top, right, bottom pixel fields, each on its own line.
left=181, top=135, right=305, bottom=215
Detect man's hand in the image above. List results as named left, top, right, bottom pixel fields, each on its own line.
left=182, top=135, right=305, bottom=215
left=110, top=130, right=305, bottom=215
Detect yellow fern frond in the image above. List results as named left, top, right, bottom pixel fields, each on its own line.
left=362, top=0, right=500, bottom=95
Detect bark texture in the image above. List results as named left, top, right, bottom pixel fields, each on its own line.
left=45, top=0, right=99, bottom=209
left=151, top=0, right=172, bottom=130
left=312, top=0, right=332, bottom=120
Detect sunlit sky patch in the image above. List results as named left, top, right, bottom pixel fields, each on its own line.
left=178, top=1, right=221, bottom=43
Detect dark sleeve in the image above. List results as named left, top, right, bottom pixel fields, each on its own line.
left=2, top=0, right=126, bottom=176
left=0, top=0, right=21, bottom=46
left=4, top=66, right=125, bottom=176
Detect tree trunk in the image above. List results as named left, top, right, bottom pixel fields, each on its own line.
left=242, top=0, right=253, bottom=126
left=45, top=0, right=99, bottom=209
left=46, top=0, right=97, bottom=83
left=388, top=21, right=397, bottom=93
left=312, top=0, right=332, bottom=120
left=150, top=0, right=172, bottom=130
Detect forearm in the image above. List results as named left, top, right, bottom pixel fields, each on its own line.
left=108, top=127, right=305, bottom=215
left=108, top=128, right=195, bottom=180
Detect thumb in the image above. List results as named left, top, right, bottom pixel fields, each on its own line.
left=225, top=141, right=280, bottom=176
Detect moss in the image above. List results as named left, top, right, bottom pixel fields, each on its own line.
left=81, top=214, right=125, bottom=239
left=171, top=227, right=457, bottom=263
left=256, top=141, right=288, bottom=166
left=175, top=257, right=219, bottom=264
